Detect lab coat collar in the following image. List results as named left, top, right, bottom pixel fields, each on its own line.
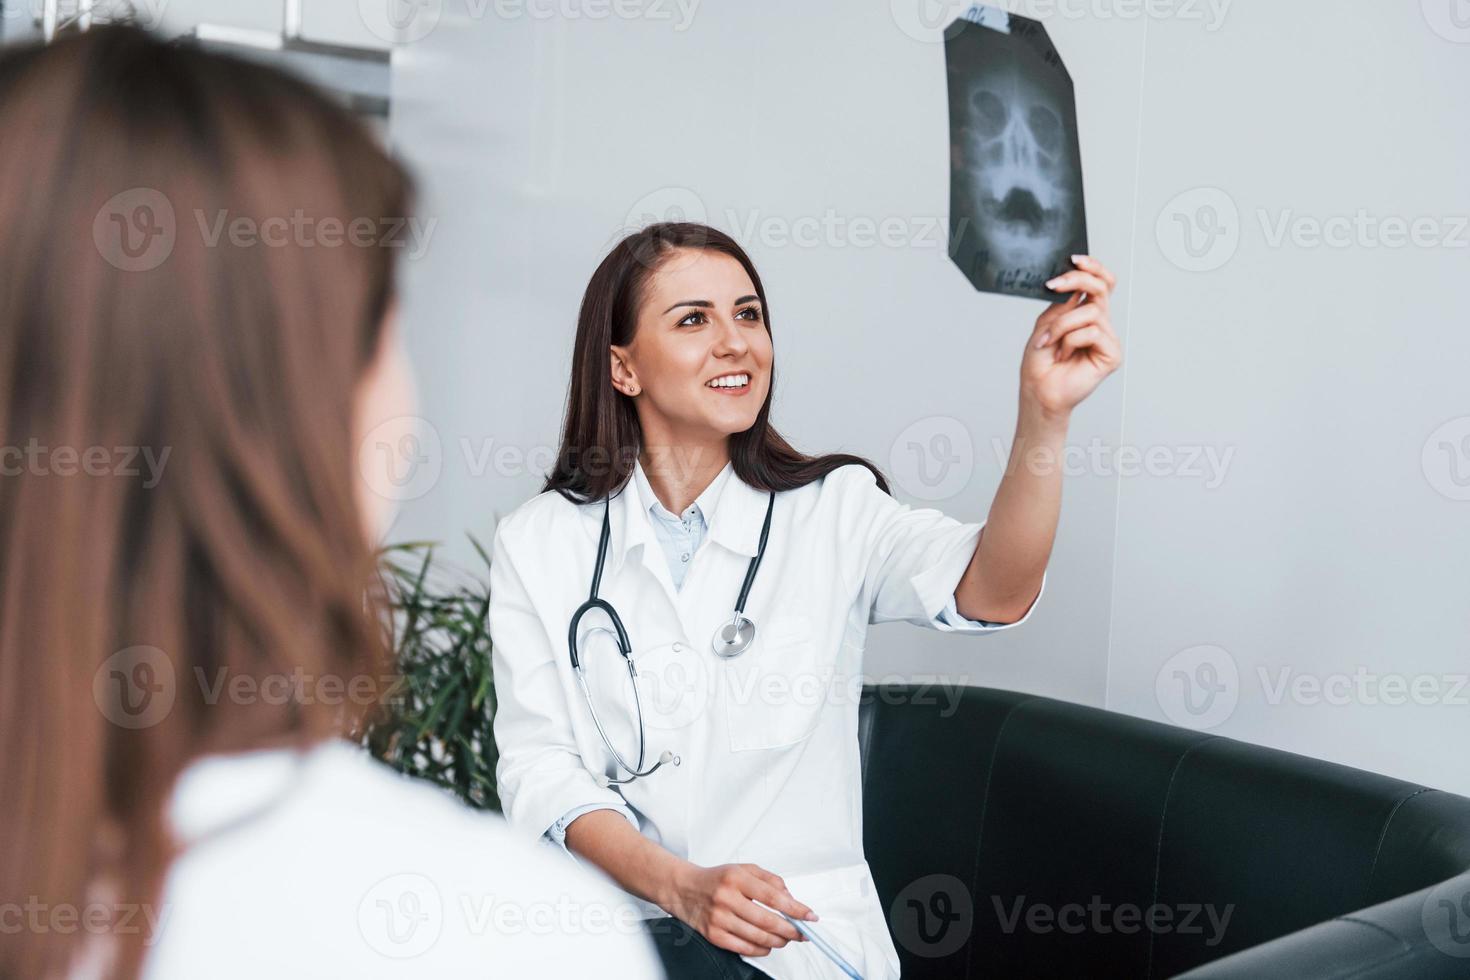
left=608, top=457, right=765, bottom=577
left=633, top=456, right=733, bottom=526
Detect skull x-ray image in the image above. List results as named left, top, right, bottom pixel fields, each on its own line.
left=946, top=5, right=1087, bottom=302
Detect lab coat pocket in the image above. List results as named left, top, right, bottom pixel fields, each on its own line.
left=725, top=613, right=833, bottom=752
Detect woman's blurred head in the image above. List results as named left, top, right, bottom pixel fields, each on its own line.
left=0, top=24, right=414, bottom=978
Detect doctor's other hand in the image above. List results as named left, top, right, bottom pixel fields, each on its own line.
left=1020, top=253, right=1123, bottom=420
left=665, top=862, right=815, bottom=957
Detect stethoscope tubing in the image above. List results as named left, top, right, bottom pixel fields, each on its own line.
left=569, top=481, right=776, bottom=783
left=732, top=483, right=777, bottom=623
left=573, top=649, right=660, bottom=782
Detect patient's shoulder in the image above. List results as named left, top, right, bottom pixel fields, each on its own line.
left=147, top=740, right=660, bottom=977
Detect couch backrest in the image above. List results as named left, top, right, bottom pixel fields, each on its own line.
left=857, top=685, right=1470, bottom=979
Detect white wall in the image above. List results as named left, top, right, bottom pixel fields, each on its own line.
left=1104, top=0, right=1470, bottom=796
left=385, top=1, right=1469, bottom=795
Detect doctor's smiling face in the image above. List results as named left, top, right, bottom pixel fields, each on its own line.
left=610, top=246, right=773, bottom=459
left=549, top=221, right=884, bottom=504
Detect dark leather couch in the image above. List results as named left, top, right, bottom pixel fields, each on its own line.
left=856, top=684, right=1470, bottom=978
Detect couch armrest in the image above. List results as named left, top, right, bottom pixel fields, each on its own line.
left=1174, top=869, right=1470, bottom=979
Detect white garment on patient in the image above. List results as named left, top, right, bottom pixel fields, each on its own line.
left=131, top=738, right=663, bottom=979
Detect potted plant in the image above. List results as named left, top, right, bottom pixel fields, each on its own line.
left=361, top=538, right=500, bottom=812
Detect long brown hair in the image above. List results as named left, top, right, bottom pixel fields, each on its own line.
left=0, top=26, right=411, bottom=979
left=542, top=222, right=888, bottom=503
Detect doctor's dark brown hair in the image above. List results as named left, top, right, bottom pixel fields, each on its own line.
left=543, top=221, right=889, bottom=502
left=0, top=25, right=409, bottom=980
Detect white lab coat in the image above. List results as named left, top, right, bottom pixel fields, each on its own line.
left=488, top=459, right=1044, bottom=980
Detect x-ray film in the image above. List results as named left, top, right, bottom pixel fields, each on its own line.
left=946, top=5, right=1087, bottom=302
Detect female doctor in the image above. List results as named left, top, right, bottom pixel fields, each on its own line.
left=488, top=222, right=1120, bottom=980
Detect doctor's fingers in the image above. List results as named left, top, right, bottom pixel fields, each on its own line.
left=1048, top=266, right=1112, bottom=302
left=1037, top=299, right=1111, bottom=350
left=705, top=923, right=773, bottom=959
left=1071, top=253, right=1119, bottom=291
left=745, top=866, right=817, bottom=923
left=1030, top=289, right=1087, bottom=345
left=711, top=905, right=789, bottom=954
left=1058, top=324, right=1119, bottom=362
left=734, top=893, right=807, bottom=946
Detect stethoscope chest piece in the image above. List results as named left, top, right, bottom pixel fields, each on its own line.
left=711, top=616, right=756, bottom=659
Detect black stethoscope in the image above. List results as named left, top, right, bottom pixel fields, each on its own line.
left=568, top=485, right=777, bottom=785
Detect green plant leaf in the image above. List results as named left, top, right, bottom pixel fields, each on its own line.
left=362, top=536, right=501, bottom=812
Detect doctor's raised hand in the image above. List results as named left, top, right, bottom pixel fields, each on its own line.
left=1024, top=253, right=1122, bottom=417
